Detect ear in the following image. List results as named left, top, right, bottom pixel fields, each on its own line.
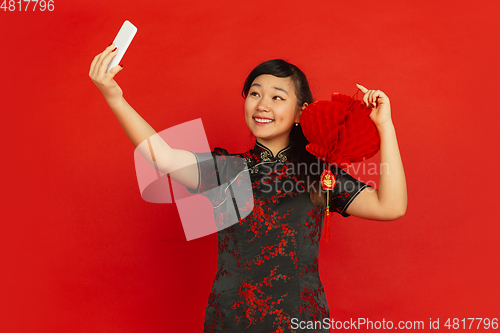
left=296, top=102, right=308, bottom=122
left=301, top=102, right=308, bottom=112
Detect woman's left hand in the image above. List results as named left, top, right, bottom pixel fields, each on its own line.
left=356, top=83, right=392, bottom=127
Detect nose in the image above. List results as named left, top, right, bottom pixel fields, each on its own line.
left=257, top=99, right=270, bottom=112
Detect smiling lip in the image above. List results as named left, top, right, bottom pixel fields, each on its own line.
left=253, top=117, right=274, bottom=125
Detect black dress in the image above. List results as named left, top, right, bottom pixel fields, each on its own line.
left=187, top=140, right=369, bottom=333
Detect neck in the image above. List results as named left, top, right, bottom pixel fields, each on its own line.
left=257, top=137, right=289, bottom=157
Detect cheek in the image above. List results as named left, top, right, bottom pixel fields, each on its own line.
left=244, top=100, right=252, bottom=123
left=244, top=98, right=250, bottom=112
left=244, top=99, right=255, bottom=116
left=277, top=106, right=298, bottom=122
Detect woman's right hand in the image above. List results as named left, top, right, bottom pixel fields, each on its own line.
left=89, top=44, right=124, bottom=102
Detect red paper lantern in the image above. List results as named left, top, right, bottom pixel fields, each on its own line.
left=300, top=92, right=381, bottom=243
left=301, top=92, right=380, bottom=168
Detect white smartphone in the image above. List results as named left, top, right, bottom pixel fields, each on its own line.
left=106, top=20, right=137, bottom=73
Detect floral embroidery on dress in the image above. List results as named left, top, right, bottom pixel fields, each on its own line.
left=191, top=140, right=369, bottom=333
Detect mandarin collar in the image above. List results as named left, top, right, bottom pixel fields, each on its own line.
left=254, top=141, right=291, bottom=161
left=244, top=140, right=290, bottom=174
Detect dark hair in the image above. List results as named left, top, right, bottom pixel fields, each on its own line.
left=242, top=59, right=313, bottom=108
left=242, top=59, right=326, bottom=206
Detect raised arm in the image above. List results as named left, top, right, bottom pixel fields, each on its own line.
left=89, top=44, right=199, bottom=190
left=344, top=83, right=407, bottom=220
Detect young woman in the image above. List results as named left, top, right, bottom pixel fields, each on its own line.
left=90, top=44, right=407, bottom=333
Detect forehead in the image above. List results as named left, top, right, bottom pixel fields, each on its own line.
left=251, top=74, right=294, bottom=92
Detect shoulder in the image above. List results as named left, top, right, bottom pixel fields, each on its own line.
left=213, top=146, right=254, bottom=158
left=213, top=147, right=230, bottom=156
left=192, top=147, right=250, bottom=162
left=210, top=147, right=252, bottom=171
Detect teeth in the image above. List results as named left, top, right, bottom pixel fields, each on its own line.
left=254, top=117, right=273, bottom=123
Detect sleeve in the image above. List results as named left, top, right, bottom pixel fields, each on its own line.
left=186, top=147, right=229, bottom=195
left=184, top=147, right=253, bottom=231
left=329, top=166, right=371, bottom=217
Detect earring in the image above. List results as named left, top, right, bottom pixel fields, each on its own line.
left=295, top=123, right=299, bottom=126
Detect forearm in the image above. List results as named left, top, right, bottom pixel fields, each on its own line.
left=105, top=96, right=199, bottom=189
left=106, top=95, right=160, bottom=148
left=105, top=95, right=176, bottom=172
left=376, top=121, right=407, bottom=217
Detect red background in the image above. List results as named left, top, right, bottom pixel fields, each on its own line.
left=1, top=0, right=499, bottom=331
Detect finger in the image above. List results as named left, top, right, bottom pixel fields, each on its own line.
left=376, top=90, right=387, bottom=100
left=373, top=90, right=383, bottom=106
left=356, top=83, right=368, bottom=94
left=369, top=90, right=377, bottom=107
left=372, top=91, right=380, bottom=106
left=89, top=53, right=100, bottom=78
left=357, top=83, right=372, bottom=108
left=94, top=45, right=115, bottom=68
left=363, top=90, right=371, bottom=108
left=107, top=64, right=124, bottom=77
left=98, top=49, right=119, bottom=76
left=96, top=45, right=117, bottom=75
left=89, top=52, right=105, bottom=78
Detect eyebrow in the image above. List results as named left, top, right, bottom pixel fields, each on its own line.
left=250, top=83, right=289, bottom=95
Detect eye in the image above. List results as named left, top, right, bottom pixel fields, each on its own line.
left=249, top=91, right=260, bottom=97
left=273, top=96, right=286, bottom=101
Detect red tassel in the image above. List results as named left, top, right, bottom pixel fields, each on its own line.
left=325, top=207, right=330, bottom=243
left=320, top=168, right=335, bottom=244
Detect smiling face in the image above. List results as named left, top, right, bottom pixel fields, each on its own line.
left=244, top=74, right=305, bottom=153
